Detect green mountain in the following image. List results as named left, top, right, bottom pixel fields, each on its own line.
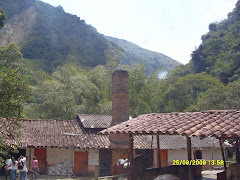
left=157, top=0, right=240, bottom=112
left=190, top=0, right=240, bottom=84
left=105, top=36, right=180, bottom=74
left=0, top=0, right=180, bottom=74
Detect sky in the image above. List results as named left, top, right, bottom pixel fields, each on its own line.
left=40, top=0, right=238, bottom=64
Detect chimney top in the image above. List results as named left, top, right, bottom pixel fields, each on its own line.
left=112, top=70, right=129, bottom=76
left=111, top=70, right=129, bottom=126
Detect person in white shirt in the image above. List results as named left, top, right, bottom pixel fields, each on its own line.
left=5, top=155, right=12, bottom=180
left=10, top=157, right=18, bottom=180
left=17, top=155, right=28, bottom=180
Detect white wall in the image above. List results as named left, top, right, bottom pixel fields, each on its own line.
left=87, top=149, right=99, bottom=174
left=88, top=149, right=99, bottom=166
left=47, top=148, right=74, bottom=165
left=26, top=147, right=100, bottom=174
left=202, top=149, right=222, bottom=161
left=25, top=148, right=34, bottom=168
left=168, top=149, right=189, bottom=164
left=168, top=148, right=222, bottom=163
left=153, top=148, right=223, bottom=166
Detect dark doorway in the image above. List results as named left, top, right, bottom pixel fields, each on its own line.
left=135, top=149, right=154, bottom=167
left=11, top=148, right=26, bottom=159
left=99, top=149, right=112, bottom=176
left=195, top=150, right=202, bottom=159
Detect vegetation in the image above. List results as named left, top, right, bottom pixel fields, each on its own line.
left=0, top=44, right=30, bottom=118
left=1, top=0, right=239, bottom=169
left=24, top=63, right=155, bottom=119
left=0, top=43, right=30, bottom=163
left=0, top=0, right=180, bottom=74
left=0, top=8, right=6, bottom=28
left=21, top=0, right=240, bottom=119
left=0, top=0, right=240, bottom=122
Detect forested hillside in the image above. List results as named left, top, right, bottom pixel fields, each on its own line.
left=158, top=0, right=240, bottom=112
left=191, top=1, right=240, bottom=84
left=0, top=0, right=180, bottom=73
left=105, top=36, right=179, bottom=75
left=0, top=1, right=239, bottom=121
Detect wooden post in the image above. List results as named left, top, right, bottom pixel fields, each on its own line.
left=128, top=133, right=134, bottom=180
left=156, top=135, right=161, bottom=168
left=94, top=164, right=99, bottom=180
left=129, top=133, right=134, bottom=163
left=219, top=139, right=227, bottom=171
left=186, top=136, right=193, bottom=180
left=235, top=140, right=240, bottom=164
left=29, top=148, right=32, bottom=169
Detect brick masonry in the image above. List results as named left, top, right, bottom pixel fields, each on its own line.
left=110, top=70, right=129, bottom=142
left=111, top=70, right=129, bottom=126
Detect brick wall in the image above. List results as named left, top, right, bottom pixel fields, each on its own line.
left=111, top=70, right=129, bottom=126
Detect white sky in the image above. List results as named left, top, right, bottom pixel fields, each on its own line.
left=40, top=0, right=238, bottom=64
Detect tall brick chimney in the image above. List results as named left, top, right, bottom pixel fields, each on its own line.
left=111, top=70, right=129, bottom=126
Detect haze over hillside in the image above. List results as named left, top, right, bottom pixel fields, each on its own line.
left=1, top=0, right=239, bottom=121
left=0, top=0, right=180, bottom=74
left=105, top=36, right=180, bottom=75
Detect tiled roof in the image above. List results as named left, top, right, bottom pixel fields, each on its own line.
left=77, top=114, right=112, bottom=129
left=100, top=110, right=240, bottom=139
left=4, top=118, right=151, bottom=149
left=16, top=119, right=108, bottom=149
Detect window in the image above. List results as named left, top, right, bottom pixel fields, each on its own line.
left=195, top=150, right=202, bottom=159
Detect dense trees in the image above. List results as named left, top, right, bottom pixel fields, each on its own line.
left=188, top=80, right=240, bottom=111
left=23, top=58, right=238, bottom=121
left=0, top=43, right=30, bottom=164
left=0, top=44, right=30, bottom=118
left=25, top=64, right=153, bottom=119
left=191, top=2, right=240, bottom=85
left=1, top=0, right=240, bottom=122
left=0, top=8, right=6, bottom=28
left=160, top=73, right=223, bottom=112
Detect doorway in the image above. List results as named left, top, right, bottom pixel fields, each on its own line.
left=34, top=148, right=47, bottom=174
left=74, top=151, right=88, bottom=176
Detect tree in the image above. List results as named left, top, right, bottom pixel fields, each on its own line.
left=0, top=44, right=30, bottom=118
left=0, top=44, right=30, bottom=165
left=162, top=73, right=223, bottom=112
left=188, top=80, right=240, bottom=111
left=33, top=79, right=75, bottom=120
left=0, top=8, right=6, bottom=28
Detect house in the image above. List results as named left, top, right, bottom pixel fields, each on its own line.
left=6, top=116, right=152, bottom=176
left=5, top=116, right=224, bottom=176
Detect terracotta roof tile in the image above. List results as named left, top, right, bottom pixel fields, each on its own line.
left=4, top=117, right=156, bottom=150
left=100, top=110, right=240, bottom=139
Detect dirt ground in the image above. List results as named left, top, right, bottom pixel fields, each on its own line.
left=201, top=169, right=225, bottom=179
left=0, top=169, right=223, bottom=180
left=35, top=175, right=94, bottom=180
left=0, top=175, right=94, bottom=180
